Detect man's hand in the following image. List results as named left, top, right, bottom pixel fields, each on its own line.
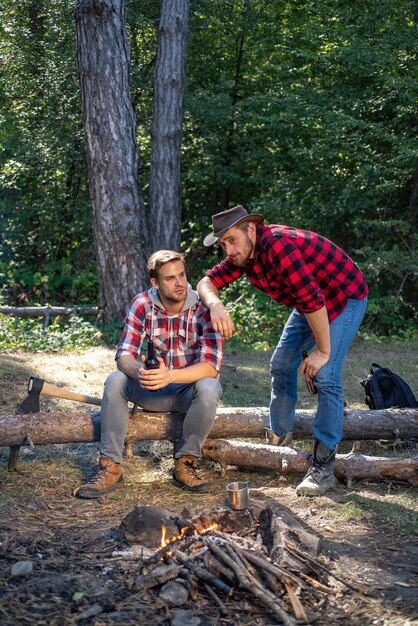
left=300, top=349, right=329, bottom=384
left=209, top=302, right=234, bottom=338
left=197, top=276, right=234, bottom=339
left=139, top=356, right=173, bottom=391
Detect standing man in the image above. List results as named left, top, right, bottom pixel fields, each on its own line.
left=76, top=250, right=223, bottom=499
left=197, top=206, right=368, bottom=496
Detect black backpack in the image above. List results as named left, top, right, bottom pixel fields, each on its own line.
left=361, top=363, right=418, bottom=410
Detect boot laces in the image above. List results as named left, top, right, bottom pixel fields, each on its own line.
left=90, top=464, right=112, bottom=485
left=305, top=456, right=334, bottom=484
left=305, top=464, right=324, bottom=483
left=183, top=459, right=204, bottom=481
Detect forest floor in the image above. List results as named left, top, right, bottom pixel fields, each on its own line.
left=0, top=339, right=417, bottom=625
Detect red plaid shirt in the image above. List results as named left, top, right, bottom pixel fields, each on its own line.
left=206, top=225, right=368, bottom=323
left=115, top=290, right=223, bottom=372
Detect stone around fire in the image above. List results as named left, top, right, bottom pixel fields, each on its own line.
left=120, top=505, right=190, bottom=548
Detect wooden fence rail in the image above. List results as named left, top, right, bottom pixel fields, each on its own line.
left=0, top=306, right=99, bottom=330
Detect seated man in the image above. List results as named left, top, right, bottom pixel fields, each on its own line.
left=76, top=250, right=224, bottom=499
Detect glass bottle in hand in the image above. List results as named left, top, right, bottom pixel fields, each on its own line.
left=145, top=340, right=159, bottom=370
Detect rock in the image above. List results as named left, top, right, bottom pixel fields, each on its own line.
left=159, top=581, right=189, bottom=605
left=136, top=563, right=180, bottom=589
left=120, top=505, right=190, bottom=548
left=11, top=560, right=33, bottom=577
left=171, top=609, right=201, bottom=626
left=76, top=604, right=103, bottom=619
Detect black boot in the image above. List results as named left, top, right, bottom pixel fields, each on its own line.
left=296, top=440, right=337, bottom=496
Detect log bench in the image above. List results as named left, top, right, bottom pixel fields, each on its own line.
left=1, top=406, right=417, bottom=483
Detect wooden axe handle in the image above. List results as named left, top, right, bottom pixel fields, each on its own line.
left=29, top=378, right=102, bottom=406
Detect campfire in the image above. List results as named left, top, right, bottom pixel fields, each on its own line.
left=159, top=521, right=218, bottom=549
left=113, top=503, right=372, bottom=624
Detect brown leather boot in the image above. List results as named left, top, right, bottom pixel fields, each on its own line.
left=265, top=428, right=293, bottom=448
left=173, top=455, right=211, bottom=493
left=75, top=456, right=124, bottom=499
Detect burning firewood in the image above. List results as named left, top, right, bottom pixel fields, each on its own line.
left=116, top=504, right=374, bottom=624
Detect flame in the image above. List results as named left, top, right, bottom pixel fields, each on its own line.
left=202, top=523, right=218, bottom=533
left=191, top=522, right=218, bottom=537
left=161, top=524, right=167, bottom=547
left=159, top=522, right=219, bottom=549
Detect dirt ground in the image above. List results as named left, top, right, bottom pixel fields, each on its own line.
left=0, top=347, right=417, bottom=625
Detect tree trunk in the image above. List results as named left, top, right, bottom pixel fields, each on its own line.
left=202, top=439, right=418, bottom=485
left=149, top=0, right=189, bottom=251
left=75, top=0, right=149, bottom=322
left=0, top=407, right=417, bottom=448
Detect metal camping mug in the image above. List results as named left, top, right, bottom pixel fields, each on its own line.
left=227, top=481, right=250, bottom=510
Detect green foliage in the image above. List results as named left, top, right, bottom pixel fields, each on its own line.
left=223, top=278, right=289, bottom=349
left=223, top=284, right=418, bottom=346
left=99, top=319, right=125, bottom=348
left=0, top=0, right=417, bottom=339
left=0, top=314, right=103, bottom=352
left=361, top=295, right=418, bottom=340
left=0, top=0, right=95, bottom=305
left=182, top=0, right=418, bottom=338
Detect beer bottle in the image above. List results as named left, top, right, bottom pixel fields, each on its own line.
left=301, top=351, right=318, bottom=395
left=145, top=340, right=159, bottom=370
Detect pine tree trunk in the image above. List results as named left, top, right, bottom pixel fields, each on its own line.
left=75, top=0, right=149, bottom=322
left=149, top=0, right=189, bottom=251
left=1, top=407, right=417, bottom=447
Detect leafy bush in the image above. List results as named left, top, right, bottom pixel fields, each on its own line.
left=221, top=278, right=418, bottom=348
left=222, top=278, right=289, bottom=349
left=360, top=295, right=418, bottom=340
left=0, top=314, right=103, bottom=353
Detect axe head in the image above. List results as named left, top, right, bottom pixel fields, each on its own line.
left=16, top=377, right=44, bottom=414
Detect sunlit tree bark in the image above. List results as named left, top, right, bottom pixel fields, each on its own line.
left=75, top=0, right=148, bottom=322
left=149, top=0, right=189, bottom=252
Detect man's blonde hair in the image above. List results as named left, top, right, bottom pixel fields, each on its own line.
left=147, top=250, right=185, bottom=280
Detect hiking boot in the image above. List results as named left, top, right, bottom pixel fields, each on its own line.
left=173, top=455, right=211, bottom=493
left=296, top=441, right=337, bottom=496
left=75, top=456, right=124, bottom=499
left=265, top=428, right=293, bottom=448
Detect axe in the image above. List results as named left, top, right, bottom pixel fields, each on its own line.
left=9, top=377, right=102, bottom=471
left=17, top=376, right=102, bottom=414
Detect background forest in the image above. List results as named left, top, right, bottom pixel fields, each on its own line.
left=0, top=0, right=417, bottom=343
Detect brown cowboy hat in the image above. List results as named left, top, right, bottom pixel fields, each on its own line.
left=203, top=205, right=264, bottom=246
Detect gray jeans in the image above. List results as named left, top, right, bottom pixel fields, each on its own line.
left=100, top=370, right=222, bottom=463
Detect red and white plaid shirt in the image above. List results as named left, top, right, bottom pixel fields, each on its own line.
left=206, top=225, right=368, bottom=323
left=115, top=289, right=224, bottom=372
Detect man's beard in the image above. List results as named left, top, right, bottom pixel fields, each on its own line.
left=162, top=291, right=186, bottom=305
left=230, top=236, right=254, bottom=266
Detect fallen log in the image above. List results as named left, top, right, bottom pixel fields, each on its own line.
left=0, top=306, right=99, bottom=331
left=0, top=305, right=98, bottom=318
left=0, top=406, right=417, bottom=449
left=202, top=439, right=418, bottom=485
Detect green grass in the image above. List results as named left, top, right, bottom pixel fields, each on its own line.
left=220, top=336, right=418, bottom=409
left=350, top=491, right=418, bottom=534
left=306, top=487, right=418, bottom=536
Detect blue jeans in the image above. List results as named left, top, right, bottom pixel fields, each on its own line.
left=100, top=371, right=222, bottom=463
left=269, top=298, right=367, bottom=450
